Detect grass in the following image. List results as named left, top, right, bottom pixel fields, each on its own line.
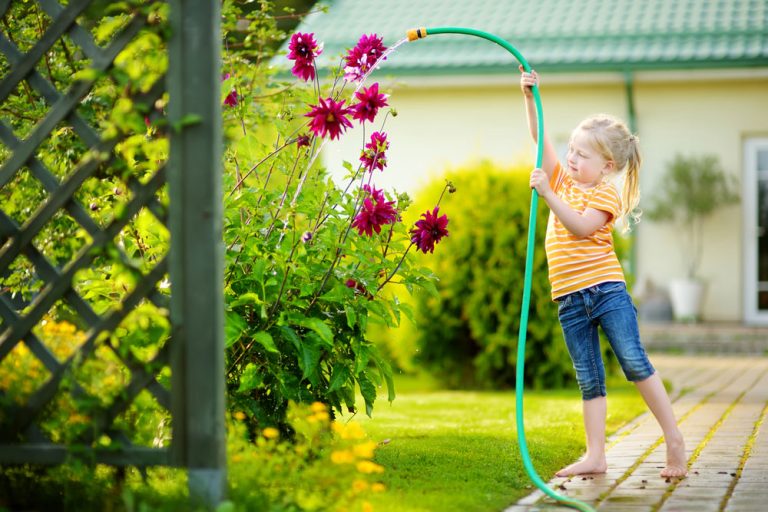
left=356, top=373, right=648, bottom=512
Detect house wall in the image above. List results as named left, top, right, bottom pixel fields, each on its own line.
left=322, top=71, right=768, bottom=322
left=632, top=78, right=768, bottom=323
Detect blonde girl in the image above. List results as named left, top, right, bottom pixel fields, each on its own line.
left=520, top=68, right=687, bottom=478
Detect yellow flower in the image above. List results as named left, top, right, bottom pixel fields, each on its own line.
left=333, top=420, right=365, bottom=440
left=371, top=483, right=386, bottom=493
left=313, top=411, right=330, bottom=422
left=356, top=460, right=384, bottom=474
left=331, top=450, right=355, bottom=464
left=231, top=454, right=242, bottom=463
left=262, top=427, right=280, bottom=439
left=352, top=479, right=368, bottom=492
left=233, top=411, right=246, bottom=421
left=362, top=501, right=373, bottom=512
left=353, top=441, right=377, bottom=459
left=310, top=401, right=327, bottom=413
left=69, top=413, right=91, bottom=424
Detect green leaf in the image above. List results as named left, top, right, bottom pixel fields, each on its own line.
left=300, top=317, right=334, bottom=348
left=230, top=292, right=263, bottom=308
left=237, top=363, right=262, bottom=393
left=357, top=372, right=376, bottom=417
left=328, top=364, right=351, bottom=393
left=71, top=67, right=102, bottom=82
left=278, top=325, right=301, bottom=354
left=95, top=16, right=128, bottom=44
left=416, top=274, right=440, bottom=298
left=354, top=343, right=370, bottom=374
left=320, top=284, right=352, bottom=302
left=345, top=305, right=357, bottom=329
left=398, top=301, right=416, bottom=325
left=370, top=345, right=396, bottom=403
left=299, top=335, right=322, bottom=386
left=366, top=299, right=393, bottom=326
left=254, top=331, right=278, bottom=354
left=225, top=311, right=248, bottom=348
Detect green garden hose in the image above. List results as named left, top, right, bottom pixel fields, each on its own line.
left=407, top=26, right=595, bottom=512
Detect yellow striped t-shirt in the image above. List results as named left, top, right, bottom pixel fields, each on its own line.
left=545, top=163, right=625, bottom=300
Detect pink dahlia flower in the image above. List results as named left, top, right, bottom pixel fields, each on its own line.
left=351, top=83, right=389, bottom=123
left=410, top=207, right=449, bottom=253
left=345, top=278, right=373, bottom=299
left=223, top=89, right=238, bottom=107
left=288, top=32, right=323, bottom=81
left=221, top=73, right=238, bottom=107
left=305, top=97, right=353, bottom=140
left=351, top=186, right=397, bottom=236
left=359, top=131, right=389, bottom=172
left=344, top=34, right=386, bottom=82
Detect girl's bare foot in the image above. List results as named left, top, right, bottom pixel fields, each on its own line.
left=660, top=433, right=687, bottom=478
left=555, top=457, right=607, bottom=477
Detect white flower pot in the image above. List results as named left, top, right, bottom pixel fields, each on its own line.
left=668, top=278, right=705, bottom=322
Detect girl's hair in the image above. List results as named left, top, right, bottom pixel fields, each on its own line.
left=575, top=114, right=642, bottom=229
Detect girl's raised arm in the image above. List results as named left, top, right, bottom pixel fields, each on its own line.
left=520, top=67, right=558, bottom=179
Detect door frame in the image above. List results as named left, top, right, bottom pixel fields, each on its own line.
left=743, top=137, right=768, bottom=325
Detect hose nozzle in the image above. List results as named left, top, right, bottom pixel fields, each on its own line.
left=406, top=27, right=428, bottom=41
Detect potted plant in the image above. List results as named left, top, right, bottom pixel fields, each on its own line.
left=645, top=154, right=739, bottom=322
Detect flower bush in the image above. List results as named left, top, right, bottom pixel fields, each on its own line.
left=1, top=401, right=383, bottom=512
left=222, top=22, right=451, bottom=431
left=224, top=401, right=385, bottom=512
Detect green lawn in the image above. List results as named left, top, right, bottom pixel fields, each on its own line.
left=357, top=374, right=648, bottom=512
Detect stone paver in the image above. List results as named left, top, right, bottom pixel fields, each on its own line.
left=505, top=354, right=768, bottom=512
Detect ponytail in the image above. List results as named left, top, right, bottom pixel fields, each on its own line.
left=620, top=135, right=642, bottom=231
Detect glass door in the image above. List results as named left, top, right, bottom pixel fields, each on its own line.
left=744, top=138, right=768, bottom=324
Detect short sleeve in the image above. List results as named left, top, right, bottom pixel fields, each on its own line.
left=550, top=162, right=565, bottom=194
left=587, top=182, right=621, bottom=220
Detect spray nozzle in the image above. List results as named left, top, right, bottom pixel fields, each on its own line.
left=406, top=27, right=428, bottom=41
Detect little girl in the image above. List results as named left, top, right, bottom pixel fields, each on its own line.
left=520, top=68, right=687, bottom=478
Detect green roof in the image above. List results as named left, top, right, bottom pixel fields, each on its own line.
left=292, top=0, right=768, bottom=75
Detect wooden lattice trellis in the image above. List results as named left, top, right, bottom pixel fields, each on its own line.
left=0, top=0, right=224, bottom=503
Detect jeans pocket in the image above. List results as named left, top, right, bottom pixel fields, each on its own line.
left=557, top=294, right=573, bottom=310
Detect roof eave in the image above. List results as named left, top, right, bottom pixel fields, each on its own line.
left=374, top=58, right=768, bottom=77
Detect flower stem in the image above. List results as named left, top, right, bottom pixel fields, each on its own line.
left=376, top=243, right=413, bottom=295
left=228, top=139, right=293, bottom=199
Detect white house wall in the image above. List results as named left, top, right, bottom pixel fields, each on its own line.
left=321, top=72, right=768, bottom=322
left=633, top=78, right=768, bottom=322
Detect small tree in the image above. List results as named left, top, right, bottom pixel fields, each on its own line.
left=645, top=154, right=739, bottom=279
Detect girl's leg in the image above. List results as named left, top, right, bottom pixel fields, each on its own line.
left=634, top=373, right=687, bottom=477
left=595, top=283, right=688, bottom=478
left=557, top=289, right=608, bottom=476
left=555, top=396, right=608, bottom=476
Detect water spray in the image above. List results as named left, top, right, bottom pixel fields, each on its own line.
left=407, top=26, right=595, bottom=512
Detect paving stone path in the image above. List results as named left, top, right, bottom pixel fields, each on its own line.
left=505, top=354, right=768, bottom=511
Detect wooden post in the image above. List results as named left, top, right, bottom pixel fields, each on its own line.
left=167, top=0, right=226, bottom=507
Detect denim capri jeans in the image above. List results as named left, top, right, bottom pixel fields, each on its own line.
left=556, top=281, right=655, bottom=400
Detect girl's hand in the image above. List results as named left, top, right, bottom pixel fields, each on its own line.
left=519, top=65, right=539, bottom=98
left=530, top=167, right=552, bottom=197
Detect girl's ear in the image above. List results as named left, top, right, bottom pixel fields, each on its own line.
left=602, top=160, right=615, bottom=174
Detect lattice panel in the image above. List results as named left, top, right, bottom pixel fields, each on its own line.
left=0, top=0, right=172, bottom=465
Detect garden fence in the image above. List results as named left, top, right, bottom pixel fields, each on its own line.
left=0, top=0, right=225, bottom=504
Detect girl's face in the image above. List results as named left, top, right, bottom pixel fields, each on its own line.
left=566, top=129, right=614, bottom=187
